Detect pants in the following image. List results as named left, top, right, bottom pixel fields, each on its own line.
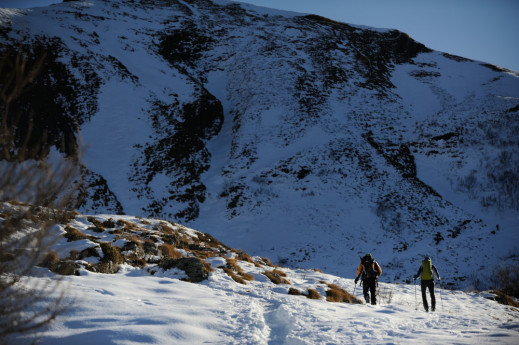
left=363, top=278, right=377, bottom=305
left=421, top=280, right=436, bottom=311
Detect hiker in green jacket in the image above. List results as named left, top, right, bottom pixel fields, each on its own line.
left=414, top=256, right=441, bottom=312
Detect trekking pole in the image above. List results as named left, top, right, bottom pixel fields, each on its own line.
left=438, top=279, right=444, bottom=312
left=414, top=278, right=417, bottom=310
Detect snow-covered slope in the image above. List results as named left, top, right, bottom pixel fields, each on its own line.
left=1, top=0, right=518, bottom=288
left=3, top=202, right=518, bottom=345
left=17, top=264, right=519, bottom=345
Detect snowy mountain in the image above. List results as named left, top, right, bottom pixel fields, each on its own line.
left=1, top=0, right=518, bottom=288
left=3, top=201, right=519, bottom=345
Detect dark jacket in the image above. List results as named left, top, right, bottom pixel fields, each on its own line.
left=356, top=259, right=382, bottom=281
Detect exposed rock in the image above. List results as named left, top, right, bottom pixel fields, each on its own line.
left=159, top=257, right=208, bottom=282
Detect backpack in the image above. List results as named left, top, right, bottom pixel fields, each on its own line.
left=361, top=255, right=378, bottom=279
left=421, top=258, right=433, bottom=280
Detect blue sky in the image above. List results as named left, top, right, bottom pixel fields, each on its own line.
left=2, top=0, right=518, bottom=72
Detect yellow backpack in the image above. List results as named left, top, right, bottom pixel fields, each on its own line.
left=421, top=258, right=433, bottom=280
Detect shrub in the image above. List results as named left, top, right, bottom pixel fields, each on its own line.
left=0, top=42, right=82, bottom=342
left=491, top=263, right=519, bottom=298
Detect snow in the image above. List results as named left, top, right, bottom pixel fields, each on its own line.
left=13, top=262, right=519, bottom=344
left=1, top=3, right=519, bottom=342
left=4, top=203, right=515, bottom=344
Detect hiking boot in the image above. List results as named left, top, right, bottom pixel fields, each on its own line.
left=431, top=307, right=435, bottom=312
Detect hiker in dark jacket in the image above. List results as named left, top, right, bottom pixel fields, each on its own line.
left=355, top=253, right=382, bottom=305
left=414, top=256, right=441, bottom=312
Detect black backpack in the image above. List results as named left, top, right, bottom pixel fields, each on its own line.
left=361, top=255, right=378, bottom=279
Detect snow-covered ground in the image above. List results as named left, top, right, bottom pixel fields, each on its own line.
left=1, top=203, right=514, bottom=345
left=13, top=262, right=519, bottom=345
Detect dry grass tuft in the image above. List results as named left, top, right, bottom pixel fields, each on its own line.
left=288, top=288, right=302, bottom=296
left=197, top=232, right=229, bottom=251
left=78, top=247, right=100, bottom=259
left=125, top=235, right=143, bottom=245
left=87, top=226, right=104, bottom=233
left=191, top=249, right=218, bottom=259
left=125, top=253, right=147, bottom=268
left=222, top=257, right=254, bottom=284
left=102, top=218, right=116, bottom=228
left=264, top=270, right=291, bottom=285
left=223, top=267, right=247, bottom=284
left=39, top=251, right=59, bottom=268
left=272, top=268, right=287, bottom=277
left=100, top=242, right=123, bottom=264
left=108, top=228, right=123, bottom=235
left=203, top=261, right=214, bottom=275
left=87, top=216, right=105, bottom=229
left=306, top=289, right=321, bottom=299
left=258, top=257, right=274, bottom=267
left=325, top=283, right=363, bottom=304
left=236, top=250, right=253, bottom=263
left=490, top=290, right=519, bottom=308
left=63, top=226, right=90, bottom=241
left=226, top=257, right=241, bottom=271
left=159, top=243, right=183, bottom=259
left=153, top=221, right=174, bottom=234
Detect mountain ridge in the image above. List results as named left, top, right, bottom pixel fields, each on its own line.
left=1, top=0, right=518, bottom=288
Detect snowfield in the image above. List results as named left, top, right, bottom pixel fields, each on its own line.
left=1, top=204, right=515, bottom=345
left=14, top=262, right=519, bottom=345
